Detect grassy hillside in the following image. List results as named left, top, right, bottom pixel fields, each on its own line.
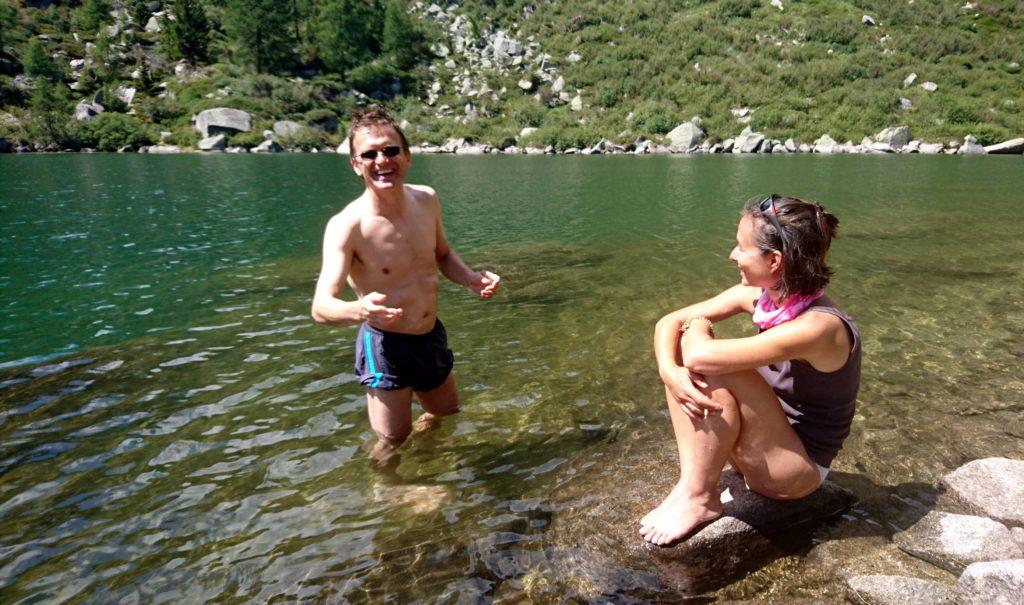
left=1, top=0, right=1021, bottom=151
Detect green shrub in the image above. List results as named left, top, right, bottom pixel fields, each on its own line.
left=73, top=112, right=155, bottom=150
left=279, top=125, right=329, bottom=150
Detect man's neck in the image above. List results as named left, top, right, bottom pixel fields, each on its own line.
left=366, top=185, right=406, bottom=216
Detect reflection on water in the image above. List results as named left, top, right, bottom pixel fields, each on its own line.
left=0, top=155, right=1022, bottom=601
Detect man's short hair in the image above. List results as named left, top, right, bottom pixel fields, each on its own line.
left=347, top=107, right=410, bottom=154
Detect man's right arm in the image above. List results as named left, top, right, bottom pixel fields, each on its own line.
left=310, top=214, right=403, bottom=327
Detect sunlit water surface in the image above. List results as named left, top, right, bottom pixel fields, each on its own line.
left=1, top=154, right=1022, bottom=602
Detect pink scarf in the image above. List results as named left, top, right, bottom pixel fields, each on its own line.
left=752, top=289, right=824, bottom=330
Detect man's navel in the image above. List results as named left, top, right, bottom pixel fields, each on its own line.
left=382, top=267, right=390, bottom=275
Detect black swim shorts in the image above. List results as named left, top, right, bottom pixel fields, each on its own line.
left=354, top=319, right=455, bottom=391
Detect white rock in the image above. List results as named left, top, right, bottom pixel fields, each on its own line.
left=665, top=122, right=705, bottom=148
left=942, top=458, right=1024, bottom=525
left=519, top=127, right=538, bottom=139
left=197, top=134, right=226, bottom=151
left=903, top=73, right=918, bottom=87
left=984, top=138, right=1024, bottom=155
left=145, top=15, right=161, bottom=33
left=920, top=81, right=938, bottom=92
left=567, top=50, right=582, bottom=63
left=894, top=511, right=1022, bottom=571
left=862, top=14, right=876, bottom=25
left=813, top=134, right=839, bottom=153
left=958, top=135, right=986, bottom=155
left=955, top=559, right=1024, bottom=605
left=517, top=79, right=533, bottom=91
left=551, top=75, right=565, bottom=94
left=570, top=95, right=583, bottom=111
left=770, top=0, right=784, bottom=10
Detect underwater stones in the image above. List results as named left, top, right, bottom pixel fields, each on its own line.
left=955, top=559, right=1024, bottom=604
left=845, top=574, right=954, bottom=605
left=649, top=470, right=854, bottom=591
left=941, top=457, right=1024, bottom=526
left=893, top=511, right=1023, bottom=572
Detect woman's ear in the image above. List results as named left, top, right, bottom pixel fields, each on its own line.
left=769, top=250, right=783, bottom=273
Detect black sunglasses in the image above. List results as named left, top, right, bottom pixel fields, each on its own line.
left=357, top=146, right=402, bottom=161
left=758, top=195, right=787, bottom=251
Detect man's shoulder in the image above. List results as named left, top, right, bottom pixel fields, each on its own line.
left=406, top=184, right=439, bottom=202
left=326, top=198, right=366, bottom=235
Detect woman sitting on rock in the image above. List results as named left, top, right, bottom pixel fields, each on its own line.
left=640, top=195, right=861, bottom=546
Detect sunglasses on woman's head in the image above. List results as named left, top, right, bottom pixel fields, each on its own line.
left=357, top=146, right=402, bottom=161
left=759, top=194, right=787, bottom=251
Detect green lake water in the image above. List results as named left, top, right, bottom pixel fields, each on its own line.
left=1, top=154, right=1022, bottom=602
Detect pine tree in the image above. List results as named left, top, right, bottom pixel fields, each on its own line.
left=224, top=0, right=296, bottom=73
left=24, top=38, right=62, bottom=81
left=29, top=77, right=70, bottom=147
left=0, top=0, right=17, bottom=63
left=316, top=0, right=381, bottom=74
left=128, top=0, right=152, bottom=30
left=162, top=0, right=210, bottom=64
left=381, top=0, right=425, bottom=70
left=78, top=0, right=112, bottom=34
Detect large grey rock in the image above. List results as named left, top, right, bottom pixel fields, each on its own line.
left=814, top=134, right=839, bottom=153
left=252, top=139, right=283, bottom=153
left=197, top=134, right=226, bottom=151
left=195, top=108, right=251, bottom=138
left=551, top=75, right=565, bottom=94
left=665, top=122, right=705, bottom=148
left=570, top=95, right=583, bottom=111
left=957, top=135, right=986, bottom=155
left=272, top=120, right=302, bottom=139
left=984, top=138, right=1024, bottom=154
left=145, top=145, right=182, bottom=153
left=875, top=125, right=911, bottom=149
left=942, top=458, right=1024, bottom=526
left=733, top=127, right=764, bottom=153
left=647, top=470, right=855, bottom=593
left=920, top=142, right=944, bottom=154
left=894, top=511, right=1023, bottom=571
left=74, top=99, right=104, bottom=121
left=144, top=15, right=161, bottom=33
left=492, top=31, right=523, bottom=60
left=115, top=85, right=136, bottom=106
left=845, top=574, right=955, bottom=605
left=955, top=559, right=1024, bottom=605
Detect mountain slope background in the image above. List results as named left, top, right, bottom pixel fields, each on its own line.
left=0, top=0, right=1021, bottom=150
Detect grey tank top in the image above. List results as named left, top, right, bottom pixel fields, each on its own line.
left=756, top=297, right=861, bottom=468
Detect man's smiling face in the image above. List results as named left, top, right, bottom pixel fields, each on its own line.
left=350, top=125, right=411, bottom=191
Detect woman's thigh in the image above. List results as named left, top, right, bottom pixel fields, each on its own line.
left=705, top=370, right=822, bottom=499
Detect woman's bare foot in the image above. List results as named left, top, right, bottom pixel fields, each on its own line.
left=639, top=491, right=723, bottom=546
left=639, top=481, right=687, bottom=528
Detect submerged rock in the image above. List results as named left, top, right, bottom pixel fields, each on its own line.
left=955, top=559, right=1024, bottom=605
left=648, top=470, right=854, bottom=593
left=845, top=574, right=954, bottom=605
left=894, top=511, right=1023, bottom=572
left=942, top=457, right=1024, bottom=526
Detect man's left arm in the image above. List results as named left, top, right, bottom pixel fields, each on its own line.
left=432, top=192, right=500, bottom=299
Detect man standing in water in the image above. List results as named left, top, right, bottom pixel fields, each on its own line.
left=311, top=108, right=500, bottom=464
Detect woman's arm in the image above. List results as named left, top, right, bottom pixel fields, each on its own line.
left=682, top=309, right=848, bottom=376
left=655, top=284, right=758, bottom=418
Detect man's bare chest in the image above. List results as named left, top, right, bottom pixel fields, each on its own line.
left=354, top=217, right=436, bottom=274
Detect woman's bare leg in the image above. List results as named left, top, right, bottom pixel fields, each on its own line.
left=639, top=384, right=740, bottom=545
left=640, top=370, right=821, bottom=545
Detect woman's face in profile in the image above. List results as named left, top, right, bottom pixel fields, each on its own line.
left=729, top=215, right=779, bottom=287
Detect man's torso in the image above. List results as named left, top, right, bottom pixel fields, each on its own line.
left=346, top=185, right=441, bottom=334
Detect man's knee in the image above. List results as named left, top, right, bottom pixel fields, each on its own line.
left=375, top=429, right=411, bottom=446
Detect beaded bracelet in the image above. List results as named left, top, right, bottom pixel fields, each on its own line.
left=681, top=316, right=714, bottom=335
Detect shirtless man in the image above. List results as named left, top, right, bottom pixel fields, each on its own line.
left=311, top=108, right=500, bottom=463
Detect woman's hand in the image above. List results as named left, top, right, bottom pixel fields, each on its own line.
left=661, top=366, right=723, bottom=420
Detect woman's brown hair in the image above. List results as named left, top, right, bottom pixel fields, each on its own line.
left=743, top=195, right=839, bottom=299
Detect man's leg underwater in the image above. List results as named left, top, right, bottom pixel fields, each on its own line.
left=412, top=372, right=460, bottom=433
left=367, top=387, right=415, bottom=465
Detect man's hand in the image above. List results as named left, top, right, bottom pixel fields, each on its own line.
left=360, top=292, right=403, bottom=325
left=469, top=271, right=501, bottom=299
left=661, top=366, right=722, bottom=420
